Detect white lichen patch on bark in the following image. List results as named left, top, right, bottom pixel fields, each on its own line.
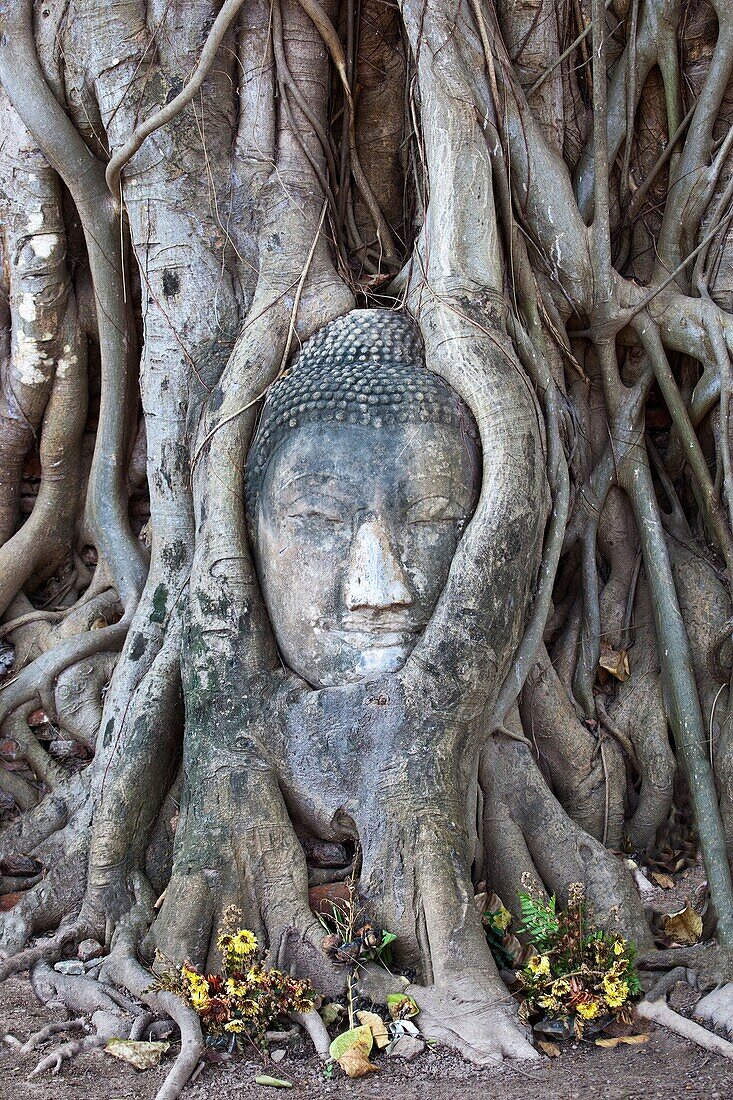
left=30, top=232, right=60, bottom=258
left=57, top=345, right=77, bottom=378
left=18, top=292, right=37, bottom=322
left=13, top=329, right=52, bottom=385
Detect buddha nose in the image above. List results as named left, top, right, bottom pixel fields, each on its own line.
left=344, top=516, right=413, bottom=611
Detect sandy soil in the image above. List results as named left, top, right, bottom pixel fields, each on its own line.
left=3, top=973, right=733, bottom=1100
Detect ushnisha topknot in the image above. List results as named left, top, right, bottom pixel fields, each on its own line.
left=245, top=308, right=480, bottom=516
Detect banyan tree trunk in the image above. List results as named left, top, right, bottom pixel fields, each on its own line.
left=1, top=0, right=733, bottom=1093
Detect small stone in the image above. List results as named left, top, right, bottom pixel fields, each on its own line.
left=353, top=966, right=408, bottom=1004
left=388, top=1036, right=425, bottom=1061
left=54, top=959, right=85, bottom=976
left=270, top=1048, right=286, bottom=1063
left=0, top=854, right=39, bottom=877
left=78, top=938, right=104, bottom=962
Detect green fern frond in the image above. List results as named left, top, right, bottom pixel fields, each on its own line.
left=517, top=891, right=560, bottom=951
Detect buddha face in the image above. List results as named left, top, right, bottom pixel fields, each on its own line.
left=252, top=420, right=479, bottom=687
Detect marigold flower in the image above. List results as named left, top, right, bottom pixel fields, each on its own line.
left=225, top=978, right=248, bottom=997
left=231, top=929, right=258, bottom=954
left=224, top=1019, right=246, bottom=1033
left=576, top=1000, right=601, bottom=1020
left=527, top=954, right=551, bottom=977
left=181, top=964, right=211, bottom=1011
left=602, top=975, right=629, bottom=1007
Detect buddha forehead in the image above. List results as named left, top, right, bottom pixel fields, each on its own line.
left=261, top=419, right=477, bottom=517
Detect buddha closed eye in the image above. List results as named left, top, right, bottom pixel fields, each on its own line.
left=245, top=310, right=481, bottom=688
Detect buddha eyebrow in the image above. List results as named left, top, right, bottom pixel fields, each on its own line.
left=274, top=473, right=360, bottom=496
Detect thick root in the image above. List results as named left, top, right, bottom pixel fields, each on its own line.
left=638, top=996, right=733, bottom=1060
left=694, top=982, right=733, bottom=1036
left=407, top=976, right=539, bottom=1065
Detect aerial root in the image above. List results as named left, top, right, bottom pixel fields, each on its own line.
left=694, top=982, right=733, bottom=1037
left=0, top=919, right=89, bottom=980
left=637, top=996, right=733, bottom=1061
left=27, top=1034, right=107, bottom=1078
left=21, top=1018, right=87, bottom=1053
left=291, top=1008, right=330, bottom=1057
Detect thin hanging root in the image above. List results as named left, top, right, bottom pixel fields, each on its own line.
left=636, top=997, right=733, bottom=1061
left=292, top=0, right=397, bottom=259
left=105, top=0, right=247, bottom=195
left=28, top=1034, right=106, bottom=1078
left=21, top=1019, right=87, bottom=1053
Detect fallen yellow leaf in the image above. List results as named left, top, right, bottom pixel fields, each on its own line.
left=538, top=1040, right=561, bottom=1057
left=595, top=1034, right=650, bottom=1048
left=598, top=642, right=631, bottom=682
left=356, top=1010, right=390, bottom=1049
left=105, top=1038, right=169, bottom=1069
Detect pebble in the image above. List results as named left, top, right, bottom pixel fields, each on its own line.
left=78, top=938, right=105, bottom=962
left=270, top=1048, right=286, bottom=1063
left=388, top=1036, right=425, bottom=1061
left=54, top=959, right=85, bottom=976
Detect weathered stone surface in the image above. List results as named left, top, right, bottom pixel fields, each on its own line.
left=388, top=1036, right=425, bottom=1060
left=54, top=959, right=85, bottom=976
left=302, top=838, right=348, bottom=868
left=78, top=938, right=105, bottom=962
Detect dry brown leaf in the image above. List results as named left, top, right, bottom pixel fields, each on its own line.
left=356, top=1010, right=390, bottom=1049
left=337, top=1045, right=378, bottom=1078
left=538, top=1040, right=561, bottom=1057
left=651, top=872, right=675, bottom=889
left=595, top=1034, right=649, bottom=1049
left=663, top=906, right=703, bottom=945
left=599, top=642, right=630, bottom=682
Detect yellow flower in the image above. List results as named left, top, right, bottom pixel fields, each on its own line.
left=576, top=1000, right=601, bottom=1020
left=181, top=965, right=211, bottom=1011
left=551, top=978, right=571, bottom=997
left=492, top=904, right=513, bottom=932
left=246, top=965, right=268, bottom=986
left=527, top=954, right=551, bottom=977
left=225, top=978, right=248, bottom=997
left=602, top=976, right=629, bottom=1008
left=537, top=994, right=561, bottom=1010
left=613, top=939, right=624, bottom=956
left=224, top=1019, right=246, bottom=1033
left=217, top=928, right=258, bottom=961
left=231, top=929, right=258, bottom=954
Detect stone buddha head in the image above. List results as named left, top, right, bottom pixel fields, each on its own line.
left=246, top=309, right=481, bottom=688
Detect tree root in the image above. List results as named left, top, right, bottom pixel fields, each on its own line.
left=291, top=1009, right=330, bottom=1058
left=637, top=996, right=733, bottom=1060
left=694, top=983, right=733, bottom=1037
left=407, top=977, right=539, bottom=1065
left=21, top=1018, right=87, bottom=1053
left=27, top=1034, right=108, bottom=1078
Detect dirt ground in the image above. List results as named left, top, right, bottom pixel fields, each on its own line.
left=2, top=973, right=733, bottom=1100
